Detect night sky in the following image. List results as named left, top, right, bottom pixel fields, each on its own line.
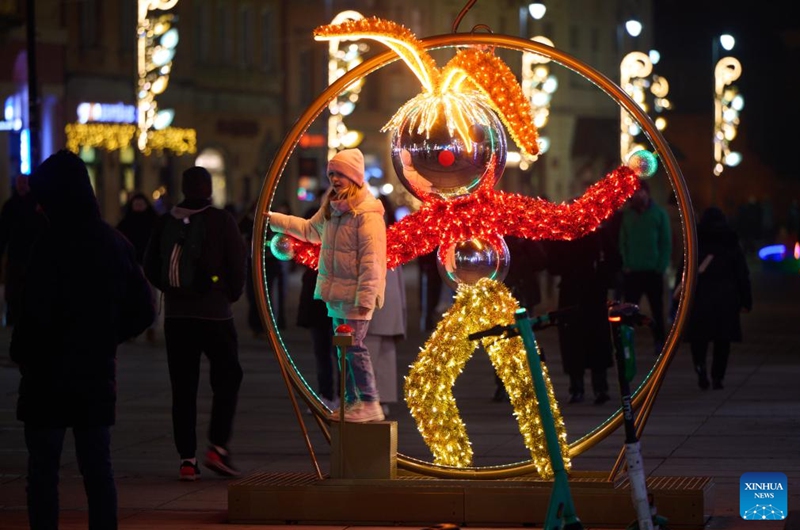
left=653, top=0, right=799, bottom=176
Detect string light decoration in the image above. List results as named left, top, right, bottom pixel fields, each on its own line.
left=620, top=51, right=671, bottom=162
left=136, top=0, right=196, bottom=155
left=281, top=163, right=640, bottom=270
left=146, top=127, right=197, bottom=156
left=326, top=10, right=369, bottom=158
left=65, top=123, right=137, bottom=154
left=405, top=277, right=569, bottom=476
left=713, top=56, right=743, bottom=176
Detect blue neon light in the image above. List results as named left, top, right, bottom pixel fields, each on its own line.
left=20, top=129, right=30, bottom=175
left=758, top=244, right=785, bottom=261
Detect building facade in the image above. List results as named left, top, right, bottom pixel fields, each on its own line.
left=1, top=0, right=656, bottom=224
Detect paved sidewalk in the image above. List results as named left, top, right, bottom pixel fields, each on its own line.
left=0, top=263, right=798, bottom=529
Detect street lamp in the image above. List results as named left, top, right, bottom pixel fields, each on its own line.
left=136, top=0, right=195, bottom=155
left=619, top=18, right=670, bottom=162
left=713, top=34, right=743, bottom=176
left=528, top=2, right=546, bottom=20
left=521, top=35, right=557, bottom=163
left=326, top=10, right=368, bottom=159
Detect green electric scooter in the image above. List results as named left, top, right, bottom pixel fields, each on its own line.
left=469, top=307, right=582, bottom=530
left=607, top=302, right=669, bottom=530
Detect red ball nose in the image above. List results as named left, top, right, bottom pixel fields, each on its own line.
left=438, top=150, right=456, bottom=167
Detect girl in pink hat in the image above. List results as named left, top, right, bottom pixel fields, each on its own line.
left=269, top=148, right=387, bottom=422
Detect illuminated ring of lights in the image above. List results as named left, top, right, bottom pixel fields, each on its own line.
left=254, top=33, right=697, bottom=479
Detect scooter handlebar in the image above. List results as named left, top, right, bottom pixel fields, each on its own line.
left=467, top=307, right=577, bottom=341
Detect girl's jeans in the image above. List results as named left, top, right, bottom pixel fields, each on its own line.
left=332, top=318, right=379, bottom=403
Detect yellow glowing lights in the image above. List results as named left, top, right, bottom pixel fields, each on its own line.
left=65, top=123, right=136, bottom=154
left=143, top=127, right=197, bottom=156
left=314, top=17, right=539, bottom=158
left=404, top=278, right=570, bottom=478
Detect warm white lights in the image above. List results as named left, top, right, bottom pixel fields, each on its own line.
left=136, top=0, right=195, bottom=154
left=326, top=10, right=367, bottom=157
left=528, top=2, right=546, bottom=20
left=521, top=36, right=556, bottom=160
left=714, top=51, right=743, bottom=176
left=720, top=34, right=735, bottom=52
left=620, top=50, right=670, bottom=162
left=625, top=19, right=642, bottom=38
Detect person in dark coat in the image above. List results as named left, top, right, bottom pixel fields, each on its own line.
left=546, top=227, right=614, bottom=405
left=683, top=207, right=752, bottom=390
left=297, top=265, right=338, bottom=408
left=0, top=174, right=46, bottom=326
left=296, top=203, right=337, bottom=409
left=117, top=192, right=159, bottom=342
left=493, top=236, right=547, bottom=402
left=11, top=150, right=155, bottom=530
left=116, top=192, right=157, bottom=264
left=143, top=166, right=247, bottom=480
left=239, top=202, right=265, bottom=337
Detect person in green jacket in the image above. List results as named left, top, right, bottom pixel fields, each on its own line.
left=619, top=180, right=671, bottom=354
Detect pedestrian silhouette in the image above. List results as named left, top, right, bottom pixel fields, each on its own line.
left=619, top=180, right=671, bottom=354
left=118, top=192, right=159, bottom=343
left=417, top=248, right=443, bottom=331
left=265, top=201, right=291, bottom=330
left=117, top=192, right=157, bottom=264
left=493, top=235, right=547, bottom=402
left=143, top=166, right=247, bottom=480
left=11, top=150, right=155, bottom=529
left=240, top=201, right=266, bottom=337
left=296, top=199, right=338, bottom=410
left=546, top=227, right=614, bottom=405
left=680, top=207, right=752, bottom=390
left=365, top=196, right=407, bottom=416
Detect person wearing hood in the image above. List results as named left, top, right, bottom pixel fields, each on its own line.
left=143, top=166, right=246, bottom=480
left=117, top=192, right=157, bottom=264
left=681, top=207, right=752, bottom=390
left=118, top=192, right=159, bottom=343
left=269, top=148, right=387, bottom=423
left=11, top=150, right=155, bottom=530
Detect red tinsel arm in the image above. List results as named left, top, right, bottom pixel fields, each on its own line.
left=286, top=165, right=640, bottom=270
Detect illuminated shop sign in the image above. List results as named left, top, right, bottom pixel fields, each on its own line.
left=1, top=96, right=22, bottom=131
left=77, top=102, right=137, bottom=124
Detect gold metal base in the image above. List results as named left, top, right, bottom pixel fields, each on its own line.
left=228, top=470, right=713, bottom=528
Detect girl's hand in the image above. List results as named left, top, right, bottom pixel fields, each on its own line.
left=356, top=306, right=369, bottom=316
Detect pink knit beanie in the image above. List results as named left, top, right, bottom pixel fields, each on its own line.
left=327, top=148, right=365, bottom=188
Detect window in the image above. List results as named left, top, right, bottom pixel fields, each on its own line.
left=219, top=6, right=234, bottom=64
left=196, top=0, right=211, bottom=63
left=239, top=4, right=253, bottom=69
left=260, top=6, right=277, bottom=72
left=120, top=0, right=135, bottom=54
left=80, top=0, right=99, bottom=49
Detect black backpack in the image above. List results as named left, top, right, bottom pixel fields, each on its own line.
left=159, top=212, right=211, bottom=294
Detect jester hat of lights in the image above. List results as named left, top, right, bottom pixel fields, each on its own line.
left=315, top=17, right=539, bottom=201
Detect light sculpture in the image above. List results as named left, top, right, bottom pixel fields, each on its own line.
left=255, top=23, right=695, bottom=480
left=289, top=16, right=656, bottom=473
